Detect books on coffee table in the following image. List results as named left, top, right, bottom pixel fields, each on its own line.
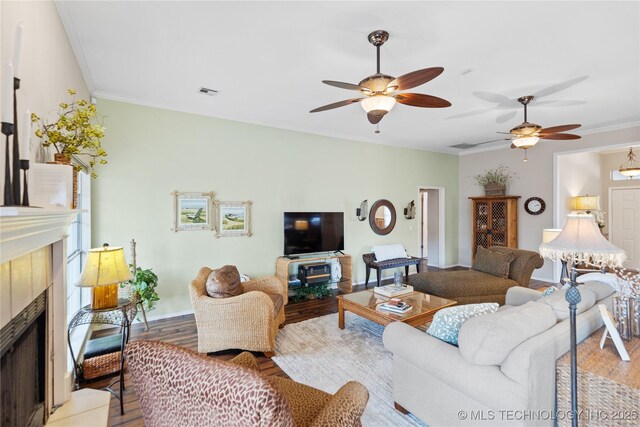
left=378, top=301, right=412, bottom=314
left=373, top=284, right=414, bottom=298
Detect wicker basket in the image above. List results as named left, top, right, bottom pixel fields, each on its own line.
left=484, top=183, right=506, bottom=196
left=83, top=351, right=124, bottom=380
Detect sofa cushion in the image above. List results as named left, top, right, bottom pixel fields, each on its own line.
left=540, top=287, right=597, bottom=320
left=458, top=301, right=557, bottom=365
left=206, top=265, right=243, bottom=298
left=264, top=292, right=284, bottom=317
left=472, top=246, right=515, bottom=278
left=427, top=303, right=499, bottom=345
left=410, top=269, right=519, bottom=299
left=579, top=281, right=615, bottom=301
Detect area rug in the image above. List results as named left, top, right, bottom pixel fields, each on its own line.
left=272, top=312, right=427, bottom=426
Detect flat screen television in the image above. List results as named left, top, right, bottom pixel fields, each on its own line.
left=284, top=212, right=344, bottom=256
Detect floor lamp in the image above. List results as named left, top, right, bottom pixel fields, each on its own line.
left=539, top=214, right=626, bottom=427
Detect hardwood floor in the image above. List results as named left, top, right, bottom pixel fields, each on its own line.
left=83, top=270, right=548, bottom=426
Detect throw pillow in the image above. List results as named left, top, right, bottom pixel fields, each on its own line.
left=541, top=287, right=557, bottom=297
left=458, top=301, right=557, bottom=365
left=472, top=246, right=515, bottom=278
left=371, top=244, right=408, bottom=261
left=539, top=287, right=597, bottom=320
left=206, top=265, right=243, bottom=298
left=426, top=303, right=499, bottom=346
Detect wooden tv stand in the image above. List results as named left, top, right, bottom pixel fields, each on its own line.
left=276, top=253, right=353, bottom=293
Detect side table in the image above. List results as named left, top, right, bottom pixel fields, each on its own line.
left=556, top=327, right=640, bottom=426
left=68, top=298, right=133, bottom=415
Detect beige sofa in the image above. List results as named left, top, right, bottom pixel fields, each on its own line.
left=383, top=284, right=614, bottom=427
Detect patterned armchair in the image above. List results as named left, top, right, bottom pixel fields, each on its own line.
left=126, top=340, right=369, bottom=427
left=189, top=267, right=288, bottom=355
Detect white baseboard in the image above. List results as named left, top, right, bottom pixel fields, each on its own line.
left=135, top=308, right=194, bottom=323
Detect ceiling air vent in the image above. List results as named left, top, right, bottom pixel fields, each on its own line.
left=449, top=143, right=477, bottom=149
left=199, top=87, right=219, bottom=96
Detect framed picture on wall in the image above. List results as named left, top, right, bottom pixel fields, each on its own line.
left=171, top=191, right=215, bottom=232
left=214, top=200, right=252, bottom=237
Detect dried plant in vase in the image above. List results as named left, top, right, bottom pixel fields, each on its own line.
left=32, top=89, right=107, bottom=178
left=474, top=164, right=517, bottom=196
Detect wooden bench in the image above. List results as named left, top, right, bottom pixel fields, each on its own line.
left=362, top=253, right=423, bottom=288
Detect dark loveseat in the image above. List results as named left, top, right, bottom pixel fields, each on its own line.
left=409, top=247, right=544, bottom=305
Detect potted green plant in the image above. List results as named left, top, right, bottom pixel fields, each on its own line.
left=32, top=89, right=107, bottom=178
left=127, top=266, right=160, bottom=313
left=474, top=164, right=516, bottom=196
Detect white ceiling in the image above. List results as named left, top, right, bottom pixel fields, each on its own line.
left=56, top=1, right=640, bottom=154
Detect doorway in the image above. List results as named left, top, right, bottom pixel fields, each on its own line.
left=420, top=187, right=445, bottom=268
left=609, top=187, right=640, bottom=269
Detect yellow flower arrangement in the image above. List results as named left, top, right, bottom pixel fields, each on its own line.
left=32, top=89, right=107, bottom=178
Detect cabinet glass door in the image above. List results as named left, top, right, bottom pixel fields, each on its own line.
left=490, top=201, right=507, bottom=247
left=475, top=201, right=490, bottom=251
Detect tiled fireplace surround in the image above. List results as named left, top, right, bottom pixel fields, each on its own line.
left=1, top=207, right=79, bottom=423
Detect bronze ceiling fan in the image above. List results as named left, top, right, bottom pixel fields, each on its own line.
left=310, top=30, right=451, bottom=127
left=506, top=95, right=581, bottom=150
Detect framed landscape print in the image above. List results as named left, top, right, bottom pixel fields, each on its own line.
left=171, top=191, right=215, bottom=232
left=215, top=200, right=252, bottom=237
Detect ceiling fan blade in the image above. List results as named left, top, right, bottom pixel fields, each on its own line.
left=387, top=67, right=444, bottom=91
left=322, top=80, right=368, bottom=92
left=309, top=98, right=363, bottom=113
left=539, top=124, right=581, bottom=134
left=367, top=112, right=386, bottom=124
left=395, top=93, right=451, bottom=108
left=539, top=133, right=581, bottom=140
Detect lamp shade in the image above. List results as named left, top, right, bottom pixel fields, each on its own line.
left=78, top=245, right=133, bottom=287
left=542, top=228, right=561, bottom=243
left=512, top=136, right=540, bottom=148
left=572, top=195, right=598, bottom=212
left=539, top=214, right=626, bottom=267
left=361, top=95, right=396, bottom=113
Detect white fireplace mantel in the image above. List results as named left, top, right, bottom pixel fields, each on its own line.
left=1, top=206, right=80, bottom=417
left=0, top=207, right=79, bottom=264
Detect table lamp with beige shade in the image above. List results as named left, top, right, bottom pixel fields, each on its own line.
left=572, top=194, right=599, bottom=214
left=77, top=244, right=133, bottom=309
left=540, top=214, right=626, bottom=427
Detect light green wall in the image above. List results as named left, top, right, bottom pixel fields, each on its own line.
left=93, top=99, right=458, bottom=318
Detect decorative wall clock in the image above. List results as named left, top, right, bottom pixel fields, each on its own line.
left=524, top=197, right=546, bottom=215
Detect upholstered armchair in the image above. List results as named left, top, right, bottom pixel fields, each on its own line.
left=189, top=267, right=288, bottom=355
left=126, top=340, right=369, bottom=427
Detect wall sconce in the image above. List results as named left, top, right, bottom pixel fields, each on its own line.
left=356, top=199, right=368, bottom=221
left=572, top=194, right=598, bottom=214
left=404, top=200, right=416, bottom=219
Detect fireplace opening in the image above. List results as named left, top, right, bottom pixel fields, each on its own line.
left=1, top=291, right=47, bottom=427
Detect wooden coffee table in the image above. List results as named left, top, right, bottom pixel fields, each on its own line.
left=336, top=289, right=456, bottom=329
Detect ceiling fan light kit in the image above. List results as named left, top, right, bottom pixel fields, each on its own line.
left=619, top=147, right=640, bottom=177
left=310, top=30, right=451, bottom=129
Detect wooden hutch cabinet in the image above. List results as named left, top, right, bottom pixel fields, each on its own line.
left=470, top=196, right=520, bottom=258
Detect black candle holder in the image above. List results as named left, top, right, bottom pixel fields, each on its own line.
left=2, top=121, right=14, bottom=206
left=12, top=77, right=21, bottom=205
left=20, top=159, right=29, bottom=207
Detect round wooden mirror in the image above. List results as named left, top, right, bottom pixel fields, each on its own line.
left=369, top=199, right=396, bottom=235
